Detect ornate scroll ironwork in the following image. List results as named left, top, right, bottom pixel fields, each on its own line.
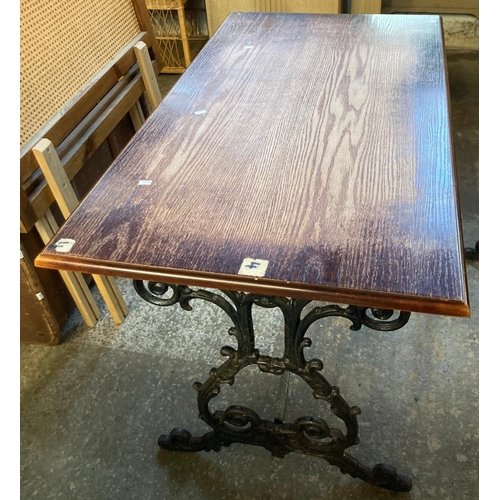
left=133, top=280, right=412, bottom=492
left=465, top=240, right=479, bottom=261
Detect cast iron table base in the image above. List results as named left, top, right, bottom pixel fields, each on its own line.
left=134, top=281, right=413, bottom=492
left=465, top=241, right=479, bottom=261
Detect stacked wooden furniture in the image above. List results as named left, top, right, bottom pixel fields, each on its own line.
left=20, top=0, right=164, bottom=344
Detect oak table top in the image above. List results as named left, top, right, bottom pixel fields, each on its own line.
left=35, top=12, right=469, bottom=318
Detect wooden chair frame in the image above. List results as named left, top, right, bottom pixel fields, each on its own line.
left=26, top=42, right=162, bottom=328
left=20, top=1, right=165, bottom=332
left=20, top=0, right=164, bottom=233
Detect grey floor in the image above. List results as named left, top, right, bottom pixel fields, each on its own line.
left=20, top=49, right=479, bottom=499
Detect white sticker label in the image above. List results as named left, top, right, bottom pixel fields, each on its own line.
left=36, top=292, right=44, bottom=301
left=138, top=180, right=152, bottom=186
left=238, top=258, right=269, bottom=277
left=54, top=238, right=76, bottom=253
left=194, top=109, right=206, bottom=115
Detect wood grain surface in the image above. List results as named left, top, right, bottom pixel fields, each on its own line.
left=35, top=13, right=469, bottom=317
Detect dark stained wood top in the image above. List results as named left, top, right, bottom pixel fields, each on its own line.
left=35, top=13, right=469, bottom=317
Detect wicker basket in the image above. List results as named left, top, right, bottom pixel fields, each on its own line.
left=146, top=0, right=192, bottom=73
left=146, top=0, right=187, bottom=10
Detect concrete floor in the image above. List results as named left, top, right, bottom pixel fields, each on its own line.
left=20, top=49, right=479, bottom=499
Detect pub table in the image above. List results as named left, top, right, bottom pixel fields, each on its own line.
left=35, top=13, right=469, bottom=492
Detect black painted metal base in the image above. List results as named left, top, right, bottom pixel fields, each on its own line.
left=158, top=415, right=412, bottom=492
left=133, top=281, right=412, bottom=492
left=465, top=240, right=479, bottom=261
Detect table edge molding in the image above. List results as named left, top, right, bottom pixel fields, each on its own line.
left=35, top=254, right=471, bottom=318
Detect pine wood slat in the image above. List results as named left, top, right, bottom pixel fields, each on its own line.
left=33, top=139, right=128, bottom=325
left=35, top=211, right=101, bottom=328
left=36, top=13, right=469, bottom=318
left=132, top=0, right=167, bottom=70
left=134, top=41, right=163, bottom=109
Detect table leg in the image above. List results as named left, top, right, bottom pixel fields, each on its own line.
left=465, top=240, right=479, bottom=261
left=134, top=281, right=412, bottom=492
